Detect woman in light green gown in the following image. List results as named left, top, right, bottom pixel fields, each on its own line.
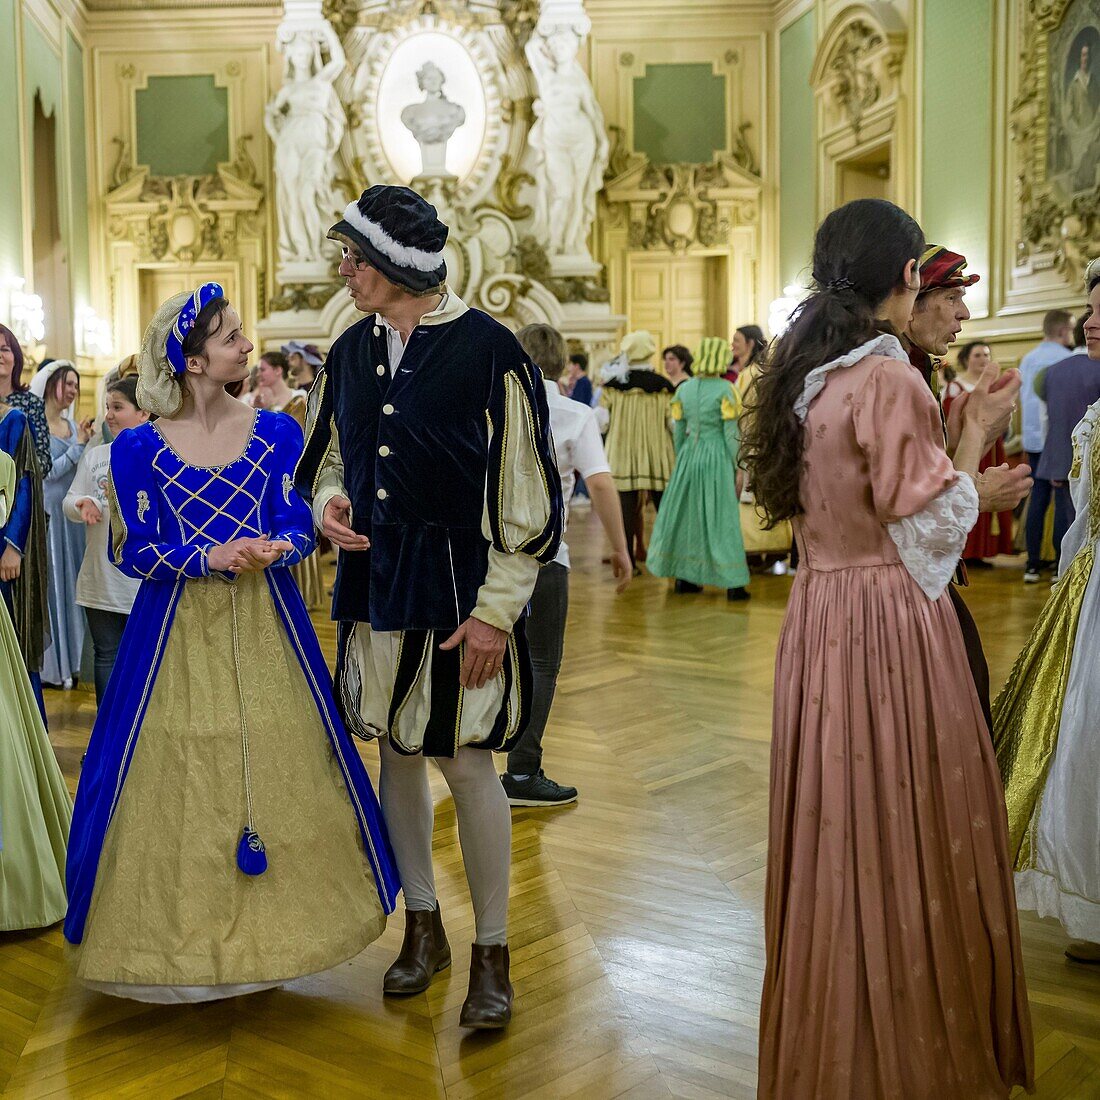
left=0, top=448, right=72, bottom=931
left=646, top=337, right=751, bottom=599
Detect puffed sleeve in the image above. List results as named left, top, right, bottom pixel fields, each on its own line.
left=293, top=367, right=347, bottom=531
left=1, top=411, right=35, bottom=555
left=264, top=414, right=315, bottom=569
left=853, top=358, right=978, bottom=599
left=1058, top=402, right=1100, bottom=576
left=473, top=358, right=564, bottom=631
left=670, top=393, right=687, bottom=452
left=0, top=451, right=14, bottom=527
left=107, top=430, right=211, bottom=580
left=46, top=420, right=85, bottom=485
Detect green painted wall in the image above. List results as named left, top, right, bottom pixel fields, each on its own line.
left=0, top=0, right=22, bottom=278
left=22, top=15, right=64, bottom=269
left=922, top=0, right=991, bottom=313
left=65, top=29, right=89, bottom=309
left=779, top=10, right=815, bottom=290
left=633, top=63, right=726, bottom=164
left=136, top=75, right=229, bottom=177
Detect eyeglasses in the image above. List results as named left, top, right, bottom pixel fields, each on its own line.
left=340, top=246, right=369, bottom=269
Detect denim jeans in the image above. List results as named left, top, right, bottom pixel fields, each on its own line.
left=1024, top=451, right=1074, bottom=570
left=84, top=607, right=128, bottom=705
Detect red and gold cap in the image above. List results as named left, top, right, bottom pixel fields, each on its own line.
left=918, top=245, right=980, bottom=295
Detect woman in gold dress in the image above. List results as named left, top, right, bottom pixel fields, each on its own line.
left=993, top=257, right=1100, bottom=963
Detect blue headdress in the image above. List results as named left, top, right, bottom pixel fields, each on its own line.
left=164, top=282, right=224, bottom=374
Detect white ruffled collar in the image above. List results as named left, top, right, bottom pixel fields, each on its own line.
left=793, top=333, right=907, bottom=423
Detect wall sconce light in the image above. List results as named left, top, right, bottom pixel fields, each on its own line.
left=76, top=306, right=114, bottom=359
left=768, top=284, right=808, bottom=339
left=1, top=276, right=46, bottom=347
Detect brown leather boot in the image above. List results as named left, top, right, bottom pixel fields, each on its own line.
left=459, top=943, right=513, bottom=1029
left=383, top=904, right=451, bottom=995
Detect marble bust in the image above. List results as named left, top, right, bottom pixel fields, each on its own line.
left=400, top=61, right=466, bottom=179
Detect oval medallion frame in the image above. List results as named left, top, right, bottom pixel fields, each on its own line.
left=351, top=16, right=509, bottom=208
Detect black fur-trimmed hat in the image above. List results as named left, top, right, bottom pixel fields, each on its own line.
left=329, top=185, right=448, bottom=293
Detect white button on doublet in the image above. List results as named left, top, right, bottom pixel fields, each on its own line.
left=382, top=403, right=395, bottom=415
left=376, top=364, right=385, bottom=376
left=373, top=325, right=381, bottom=337
left=378, top=445, right=391, bottom=457
left=377, top=488, right=388, bottom=500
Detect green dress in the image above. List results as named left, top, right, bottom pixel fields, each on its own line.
left=0, top=450, right=72, bottom=931
left=646, top=376, right=750, bottom=589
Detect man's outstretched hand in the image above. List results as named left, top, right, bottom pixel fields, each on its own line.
left=439, top=616, right=509, bottom=689
left=322, top=495, right=371, bottom=551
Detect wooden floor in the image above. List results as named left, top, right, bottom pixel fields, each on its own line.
left=3, top=510, right=1099, bottom=1099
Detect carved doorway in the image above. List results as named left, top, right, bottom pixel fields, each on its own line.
left=626, top=254, right=728, bottom=354
left=31, top=93, right=73, bottom=358
left=837, top=142, right=892, bottom=204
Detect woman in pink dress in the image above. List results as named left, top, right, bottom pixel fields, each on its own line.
left=744, top=198, right=1033, bottom=1099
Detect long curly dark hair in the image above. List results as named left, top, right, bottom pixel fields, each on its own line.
left=742, top=199, right=924, bottom=526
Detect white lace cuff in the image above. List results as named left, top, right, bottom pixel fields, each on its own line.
left=886, top=474, right=979, bottom=600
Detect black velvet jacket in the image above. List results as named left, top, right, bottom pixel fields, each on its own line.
left=295, top=305, right=563, bottom=632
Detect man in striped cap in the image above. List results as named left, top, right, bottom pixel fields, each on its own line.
left=903, top=244, right=1032, bottom=731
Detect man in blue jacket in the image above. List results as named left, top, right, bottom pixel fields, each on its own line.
left=296, top=185, right=563, bottom=1029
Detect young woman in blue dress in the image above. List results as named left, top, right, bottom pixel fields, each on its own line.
left=65, top=284, right=398, bottom=1002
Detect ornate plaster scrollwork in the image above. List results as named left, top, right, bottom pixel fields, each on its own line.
left=1010, top=0, right=1100, bottom=286
left=105, top=137, right=264, bottom=266
left=810, top=8, right=905, bottom=140
left=828, top=20, right=883, bottom=134
left=610, top=159, right=756, bottom=255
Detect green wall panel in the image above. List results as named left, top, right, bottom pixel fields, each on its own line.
left=65, top=29, right=89, bottom=308
left=922, top=0, right=991, bottom=312
left=22, top=15, right=60, bottom=122
left=0, top=0, right=21, bottom=277
left=779, top=10, right=815, bottom=290
left=22, top=15, right=64, bottom=288
left=633, top=63, right=726, bottom=164
left=136, top=74, right=229, bottom=177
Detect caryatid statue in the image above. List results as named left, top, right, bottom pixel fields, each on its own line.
left=265, top=20, right=347, bottom=270
left=525, top=19, right=610, bottom=263
left=400, top=61, right=467, bottom=180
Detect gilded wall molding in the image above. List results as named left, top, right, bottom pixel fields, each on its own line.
left=1009, top=0, right=1100, bottom=291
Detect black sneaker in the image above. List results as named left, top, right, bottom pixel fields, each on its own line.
left=501, top=770, right=578, bottom=807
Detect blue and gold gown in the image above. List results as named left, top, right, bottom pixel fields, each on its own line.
left=64, top=410, right=398, bottom=1002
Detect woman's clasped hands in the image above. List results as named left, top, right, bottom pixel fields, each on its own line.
left=208, top=536, right=293, bottom=574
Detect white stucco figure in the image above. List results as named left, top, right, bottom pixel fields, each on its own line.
left=400, top=61, right=467, bottom=179
left=525, top=23, right=609, bottom=261
left=265, top=23, right=347, bottom=267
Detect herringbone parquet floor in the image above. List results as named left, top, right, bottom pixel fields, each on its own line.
left=2, top=510, right=1099, bottom=1098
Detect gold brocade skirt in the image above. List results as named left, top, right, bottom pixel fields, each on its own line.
left=75, top=572, right=385, bottom=991
left=993, top=544, right=1095, bottom=869
left=291, top=550, right=325, bottom=612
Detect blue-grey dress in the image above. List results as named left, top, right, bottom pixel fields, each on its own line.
left=41, top=420, right=86, bottom=684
